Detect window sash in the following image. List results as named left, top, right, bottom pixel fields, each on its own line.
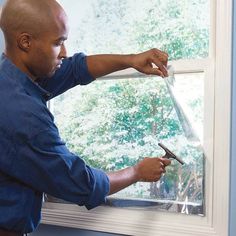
left=42, top=0, right=232, bottom=235
left=99, top=58, right=208, bottom=80
left=43, top=57, right=213, bottom=234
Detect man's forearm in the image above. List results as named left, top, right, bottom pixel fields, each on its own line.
left=107, top=166, right=139, bottom=195
left=107, top=157, right=171, bottom=195
left=86, top=49, right=169, bottom=79
left=86, top=54, right=134, bottom=78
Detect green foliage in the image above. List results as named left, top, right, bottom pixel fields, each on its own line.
left=59, top=0, right=209, bottom=58
left=54, top=76, right=204, bottom=204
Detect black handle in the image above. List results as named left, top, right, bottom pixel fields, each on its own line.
left=158, top=143, right=185, bottom=165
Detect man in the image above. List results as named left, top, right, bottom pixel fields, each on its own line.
left=0, top=0, right=171, bottom=235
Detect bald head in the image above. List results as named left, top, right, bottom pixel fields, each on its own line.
left=0, top=0, right=69, bottom=80
left=0, top=0, right=67, bottom=45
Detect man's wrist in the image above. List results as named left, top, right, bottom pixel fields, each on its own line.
left=133, top=164, right=141, bottom=182
left=123, top=53, right=136, bottom=69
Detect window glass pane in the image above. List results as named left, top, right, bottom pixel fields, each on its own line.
left=51, top=73, right=204, bottom=215
left=58, top=0, right=209, bottom=60
left=49, top=0, right=208, bottom=216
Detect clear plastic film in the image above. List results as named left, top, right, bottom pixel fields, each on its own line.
left=165, top=65, right=200, bottom=143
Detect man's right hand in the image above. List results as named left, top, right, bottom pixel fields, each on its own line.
left=107, top=157, right=171, bottom=195
left=134, top=157, right=171, bottom=182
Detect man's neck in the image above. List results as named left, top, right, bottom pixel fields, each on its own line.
left=4, top=50, right=37, bottom=81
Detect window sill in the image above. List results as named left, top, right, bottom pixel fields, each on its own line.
left=42, top=202, right=219, bottom=236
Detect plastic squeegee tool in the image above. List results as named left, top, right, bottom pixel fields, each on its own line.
left=158, top=142, right=185, bottom=165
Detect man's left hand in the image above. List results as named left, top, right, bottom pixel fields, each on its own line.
left=131, top=48, right=168, bottom=77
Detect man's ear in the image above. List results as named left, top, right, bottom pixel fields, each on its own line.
left=17, top=33, right=32, bottom=52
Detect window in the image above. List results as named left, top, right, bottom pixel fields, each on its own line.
left=42, top=0, right=232, bottom=235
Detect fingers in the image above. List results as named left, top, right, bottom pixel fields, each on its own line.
left=136, top=156, right=172, bottom=182
left=149, top=48, right=168, bottom=77
left=160, top=162, right=166, bottom=173
left=159, top=157, right=171, bottom=167
left=154, top=158, right=171, bottom=179
left=152, top=160, right=166, bottom=182
left=147, top=67, right=165, bottom=77
left=133, top=48, right=169, bottom=77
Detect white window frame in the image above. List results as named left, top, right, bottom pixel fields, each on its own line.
left=42, top=0, right=232, bottom=235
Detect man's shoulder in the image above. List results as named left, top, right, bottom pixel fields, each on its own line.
left=0, top=75, right=55, bottom=139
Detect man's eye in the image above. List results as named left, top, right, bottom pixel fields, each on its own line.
left=55, top=41, right=63, bottom=46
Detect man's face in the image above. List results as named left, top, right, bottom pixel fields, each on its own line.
left=27, top=14, right=69, bottom=79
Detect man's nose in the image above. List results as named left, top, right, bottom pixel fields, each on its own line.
left=59, top=43, right=67, bottom=59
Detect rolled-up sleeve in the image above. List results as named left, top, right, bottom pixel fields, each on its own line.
left=40, top=53, right=95, bottom=99
left=11, top=127, right=110, bottom=209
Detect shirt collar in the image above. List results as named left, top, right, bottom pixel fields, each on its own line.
left=0, top=53, right=52, bottom=100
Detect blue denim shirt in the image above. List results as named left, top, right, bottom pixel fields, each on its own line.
left=0, top=53, right=110, bottom=234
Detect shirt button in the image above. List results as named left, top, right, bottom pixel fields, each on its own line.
left=45, top=93, right=51, bottom=98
